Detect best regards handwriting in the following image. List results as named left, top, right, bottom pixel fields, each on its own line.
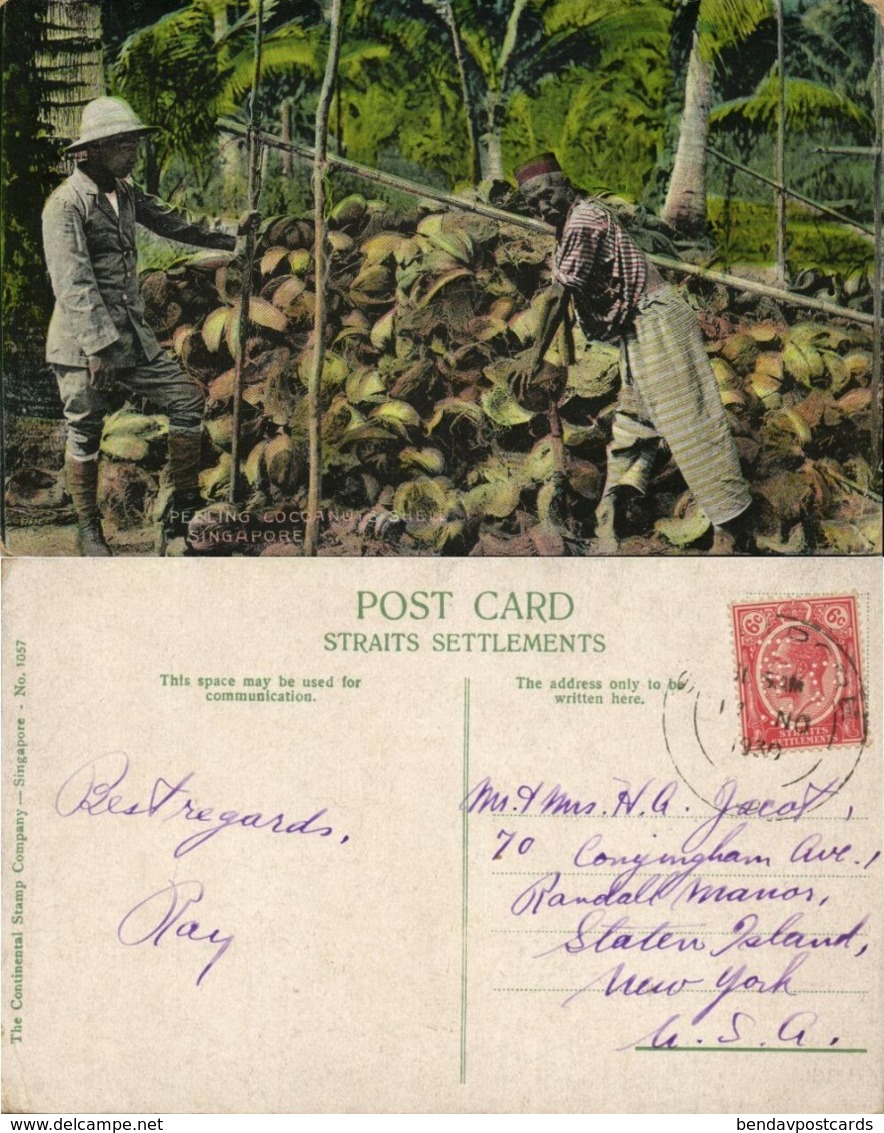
left=55, top=750, right=346, bottom=857
left=55, top=751, right=350, bottom=987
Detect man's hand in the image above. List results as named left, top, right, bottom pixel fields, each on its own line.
left=87, top=350, right=115, bottom=390
left=510, top=354, right=543, bottom=404
left=510, top=357, right=567, bottom=411
left=237, top=209, right=261, bottom=237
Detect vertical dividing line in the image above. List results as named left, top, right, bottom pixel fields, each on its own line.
left=460, top=677, right=470, bottom=1085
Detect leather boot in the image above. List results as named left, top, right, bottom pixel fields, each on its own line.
left=65, top=455, right=112, bottom=556
left=163, top=431, right=206, bottom=540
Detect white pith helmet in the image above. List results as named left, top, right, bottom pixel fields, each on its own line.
left=64, top=96, right=157, bottom=153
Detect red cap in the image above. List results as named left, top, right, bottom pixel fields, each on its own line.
left=514, top=152, right=562, bottom=186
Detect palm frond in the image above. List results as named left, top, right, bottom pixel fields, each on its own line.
left=710, top=71, right=874, bottom=136
left=222, top=25, right=322, bottom=107
left=541, top=0, right=670, bottom=41
left=697, top=0, right=773, bottom=59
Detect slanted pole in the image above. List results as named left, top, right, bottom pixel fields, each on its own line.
left=216, top=120, right=878, bottom=329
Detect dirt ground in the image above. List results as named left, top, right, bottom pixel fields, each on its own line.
left=2, top=521, right=157, bottom=557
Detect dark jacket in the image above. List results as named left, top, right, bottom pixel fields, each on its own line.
left=43, top=167, right=236, bottom=367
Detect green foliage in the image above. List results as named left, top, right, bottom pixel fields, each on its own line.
left=541, top=0, right=670, bottom=46
left=503, top=65, right=666, bottom=199
left=112, top=1, right=232, bottom=189
left=798, top=0, right=876, bottom=99
left=695, top=0, right=774, bottom=59
left=222, top=23, right=321, bottom=107
left=331, top=8, right=474, bottom=182
left=708, top=196, right=874, bottom=273
left=112, top=1, right=325, bottom=192
left=351, top=0, right=674, bottom=180
left=710, top=69, right=874, bottom=136
left=501, top=1, right=670, bottom=197
left=1, top=0, right=59, bottom=374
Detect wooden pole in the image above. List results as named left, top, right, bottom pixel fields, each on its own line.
left=229, top=0, right=265, bottom=505
left=217, top=119, right=877, bottom=329
left=218, top=117, right=550, bottom=228
left=305, top=0, right=344, bottom=557
left=709, top=146, right=874, bottom=238
left=775, top=0, right=787, bottom=287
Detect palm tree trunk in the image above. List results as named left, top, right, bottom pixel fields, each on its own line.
left=481, top=93, right=505, bottom=180
left=660, top=29, right=712, bottom=239
left=35, top=0, right=104, bottom=166
left=214, top=5, right=243, bottom=210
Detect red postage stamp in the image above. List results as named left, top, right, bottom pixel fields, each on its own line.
left=732, top=596, right=866, bottom=753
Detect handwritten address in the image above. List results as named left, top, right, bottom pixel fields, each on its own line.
left=464, top=773, right=879, bottom=1053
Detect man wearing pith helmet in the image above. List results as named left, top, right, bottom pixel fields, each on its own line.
left=42, top=95, right=249, bottom=555
left=513, top=152, right=754, bottom=553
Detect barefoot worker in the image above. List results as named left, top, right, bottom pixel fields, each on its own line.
left=513, top=152, right=753, bottom=553
left=42, top=96, right=252, bottom=555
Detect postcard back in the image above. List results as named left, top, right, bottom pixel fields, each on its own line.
left=2, top=556, right=881, bottom=1113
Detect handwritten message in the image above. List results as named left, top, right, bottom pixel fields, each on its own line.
left=55, top=752, right=349, bottom=985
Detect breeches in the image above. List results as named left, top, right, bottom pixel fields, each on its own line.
left=54, top=351, right=205, bottom=460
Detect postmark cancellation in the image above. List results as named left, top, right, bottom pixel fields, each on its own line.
left=732, top=596, right=866, bottom=754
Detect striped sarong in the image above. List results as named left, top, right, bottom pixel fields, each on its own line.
left=605, top=285, right=751, bottom=526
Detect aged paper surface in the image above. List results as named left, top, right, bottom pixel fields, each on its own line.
left=3, top=1, right=881, bottom=559
left=2, top=556, right=880, bottom=1114
left=3, top=4, right=882, bottom=1116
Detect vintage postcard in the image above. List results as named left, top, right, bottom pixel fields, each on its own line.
left=2, top=0, right=881, bottom=558
left=2, top=1, right=882, bottom=1117
left=1, top=555, right=881, bottom=1112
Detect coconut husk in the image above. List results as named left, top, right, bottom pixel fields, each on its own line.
left=99, top=461, right=158, bottom=529
left=264, top=354, right=300, bottom=426
left=125, top=200, right=881, bottom=563
left=150, top=300, right=184, bottom=338
left=384, top=359, right=444, bottom=416
left=468, top=521, right=564, bottom=556
left=175, top=328, right=217, bottom=382
left=140, top=270, right=170, bottom=313
left=263, top=216, right=314, bottom=251
left=174, top=269, right=221, bottom=316
left=5, top=467, right=69, bottom=513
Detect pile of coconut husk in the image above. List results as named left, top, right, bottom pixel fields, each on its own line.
left=92, top=192, right=880, bottom=555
